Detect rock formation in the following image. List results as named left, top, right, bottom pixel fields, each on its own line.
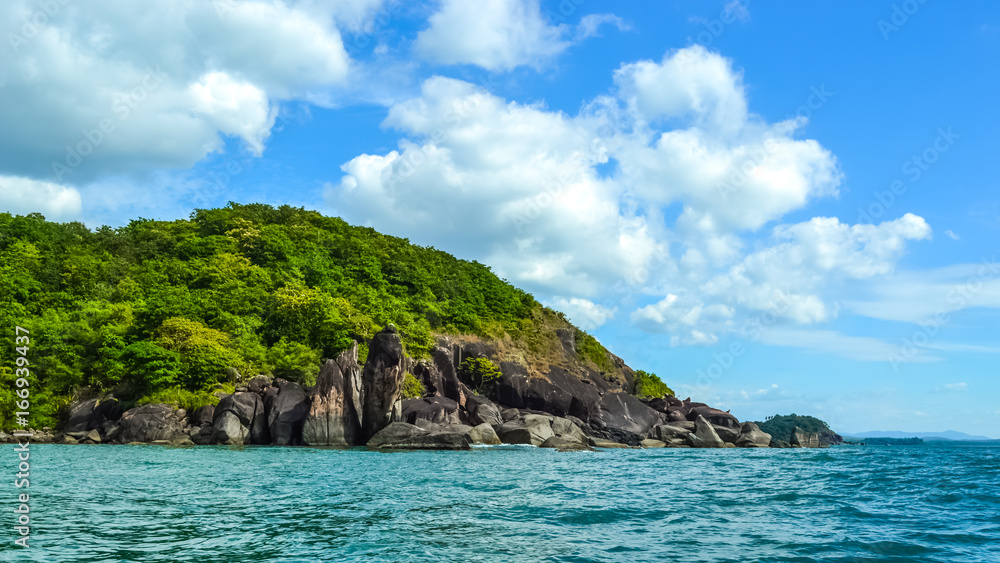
left=302, top=343, right=363, bottom=446
left=360, top=324, right=406, bottom=442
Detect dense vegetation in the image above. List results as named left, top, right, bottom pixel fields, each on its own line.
left=0, top=203, right=646, bottom=429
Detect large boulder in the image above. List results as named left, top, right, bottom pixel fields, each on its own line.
left=360, top=325, right=406, bottom=442
left=212, top=411, right=249, bottom=445
left=498, top=414, right=555, bottom=445
left=401, top=396, right=462, bottom=426
left=713, top=424, right=741, bottom=444
left=118, top=404, right=187, bottom=443
left=590, top=392, right=663, bottom=436
left=791, top=427, right=822, bottom=448
left=651, top=422, right=695, bottom=442
left=266, top=380, right=310, bottom=446
left=463, top=394, right=503, bottom=428
left=687, top=415, right=725, bottom=448
left=213, top=392, right=268, bottom=445
left=550, top=416, right=588, bottom=444
left=65, top=396, right=122, bottom=434
left=735, top=422, right=772, bottom=448
left=366, top=422, right=471, bottom=450
left=302, top=344, right=363, bottom=446
left=466, top=423, right=501, bottom=445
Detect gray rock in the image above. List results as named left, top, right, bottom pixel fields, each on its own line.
left=735, top=422, right=772, bottom=448
left=82, top=429, right=101, bottom=443
left=213, top=411, right=249, bottom=445
left=366, top=422, right=471, bottom=450
left=213, top=392, right=268, bottom=445
left=464, top=394, right=503, bottom=428
left=266, top=379, right=310, bottom=446
left=551, top=416, right=587, bottom=443
left=302, top=344, right=363, bottom=446
left=498, top=414, right=554, bottom=445
left=191, top=405, right=215, bottom=427
left=640, top=439, right=666, bottom=448
left=651, top=423, right=695, bottom=442
left=466, top=423, right=501, bottom=445
left=401, top=396, right=462, bottom=426
left=590, top=392, right=663, bottom=436
left=360, top=325, right=406, bottom=442
left=713, top=424, right=741, bottom=444
left=118, top=404, right=187, bottom=443
left=687, top=415, right=725, bottom=448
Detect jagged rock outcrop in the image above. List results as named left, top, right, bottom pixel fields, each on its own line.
left=360, top=325, right=406, bottom=442
left=687, top=415, right=725, bottom=448
left=302, top=344, right=363, bottom=446
left=735, top=422, right=772, bottom=448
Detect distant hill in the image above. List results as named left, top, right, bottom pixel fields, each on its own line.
left=850, top=430, right=998, bottom=441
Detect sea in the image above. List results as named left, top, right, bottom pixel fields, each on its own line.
left=6, top=442, right=999, bottom=562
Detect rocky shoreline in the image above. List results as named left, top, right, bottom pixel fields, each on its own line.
left=1, top=325, right=832, bottom=451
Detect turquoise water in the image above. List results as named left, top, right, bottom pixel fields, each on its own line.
left=6, top=443, right=1000, bottom=562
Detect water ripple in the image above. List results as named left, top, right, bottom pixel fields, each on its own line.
left=7, top=443, right=1000, bottom=562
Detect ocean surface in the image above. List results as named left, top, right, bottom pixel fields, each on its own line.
left=6, top=443, right=1000, bottom=562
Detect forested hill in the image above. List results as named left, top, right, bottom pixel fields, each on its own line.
left=0, top=203, right=655, bottom=428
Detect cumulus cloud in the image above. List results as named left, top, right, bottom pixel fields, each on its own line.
left=0, top=0, right=352, bottom=187
left=545, top=297, right=617, bottom=331
left=415, top=0, right=571, bottom=70
left=327, top=46, right=932, bottom=350
left=0, top=175, right=82, bottom=221
left=414, top=0, right=627, bottom=71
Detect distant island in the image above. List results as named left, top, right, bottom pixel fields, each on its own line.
left=1, top=204, right=839, bottom=450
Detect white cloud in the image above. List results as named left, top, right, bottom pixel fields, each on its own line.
left=328, top=46, right=932, bottom=354
left=0, top=0, right=352, bottom=188
left=945, top=229, right=960, bottom=240
left=722, top=0, right=751, bottom=23
left=939, top=382, right=969, bottom=392
left=843, top=259, right=1000, bottom=323
left=575, top=14, right=631, bottom=41
left=0, top=175, right=82, bottom=220
left=546, top=297, right=617, bottom=330
left=415, top=0, right=571, bottom=71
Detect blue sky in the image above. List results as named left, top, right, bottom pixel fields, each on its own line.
left=2, top=0, right=998, bottom=436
